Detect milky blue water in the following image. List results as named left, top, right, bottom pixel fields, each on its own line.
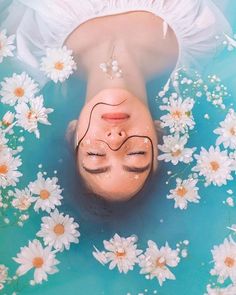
left=1, top=2, right=236, bottom=295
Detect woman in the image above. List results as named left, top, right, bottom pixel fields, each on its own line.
left=1, top=0, right=232, bottom=202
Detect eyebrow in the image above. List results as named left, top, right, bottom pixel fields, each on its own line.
left=82, top=163, right=151, bottom=175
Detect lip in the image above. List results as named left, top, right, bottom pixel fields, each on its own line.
left=101, top=113, right=130, bottom=122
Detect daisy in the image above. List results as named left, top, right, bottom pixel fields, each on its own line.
left=0, top=149, right=22, bottom=188
left=0, top=29, right=15, bottom=63
left=0, top=72, right=39, bottom=106
left=139, top=240, right=180, bottom=286
left=1, top=111, right=15, bottom=127
left=13, top=239, right=59, bottom=284
left=206, top=284, right=236, bottom=295
left=40, top=46, right=77, bottom=83
left=0, top=264, right=8, bottom=284
left=11, top=188, right=33, bottom=211
left=0, top=130, right=8, bottom=152
left=167, top=177, right=200, bottom=210
left=158, top=134, right=196, bottom=165
left=214, top=109, right=236, bottom=149
left=192, top=146, right=234, bottom=187
left=210, top=236, right=236, bottom=284
left=92, top=233, right=142, bottom=274
left=36, top=209, right=80, bottom=252
left=15, top=95, right=54, bottom=138
left=28, top=172, right=63, bottom=213
left=160, top=96, right=195, bottom=134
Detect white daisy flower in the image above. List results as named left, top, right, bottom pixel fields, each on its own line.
left=205, top=284, right=236, bottom=295
left=210, top=236, right=236, bottom=284
left=28, top=172, right=63, bottom=213
left=15, top=95, right=54, bottom=138
left=36, top=209, right=80, bottom=252
left=0, top=149, right=22, bottom=188
left=160, top=96, right=195, bottom=134
left=93, top=233, right=142, bottom=274
left=13, top=239, right=59, bottom=284
left=167, top=177, right=200, bottom=210
left=1, top=111, right=15, bottom=127
left=214, top=109, right=236, bottom=149
left=0, top=29, right=15, bottom=63
left=11, top=188, right=33, bottom=211
left=139, top=240, right=180, bottom=286
left=40, top=46, right=77, bottom=83
left=192, top=146, right=234, bottom=187
left=158, top=134, right=196, bottom=165
left=0, top=72, right=39, bottom=106
left=0, top=130, right=8, bottom=152
left=0, top=264, right=8, bottom=284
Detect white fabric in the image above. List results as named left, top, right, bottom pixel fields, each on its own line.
left=1, top=0, right=232, bottom=84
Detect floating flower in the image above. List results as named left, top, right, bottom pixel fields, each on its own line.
left=210, top=236, right=236, bottom=284
left=158, top=134, right=196, bottom=165
left=0, top=29, right=15, bottom=63
left=29, top=172, right=63, bottom=213
left=11, top=188, right=33, bottom=211
left=1, top=111, right=15, bottom=127
left=0, top=130, right=8, bottom=152
left=214, top=109, right=236, bottom=149
left=37, top=209, right=80, bottom=252
left=13, top=239, right=59, bottom=284
left=192, top=146, right=234, bottom=187
left=93, top=233, right=142, bottom=274
left=40, top=46, right=77, bottom=83
left=0, top=149, right=22, bottom=188
left=0, top=264, right=8, bottom=286
left=139, top=240, right=180, bottom=286
left=15, top=95, right=53, bottom=138
left=160, top=96, right=195, bottom=134
left=0, top=72, right=39, bottom=106
left=205, top=283, right=236, bottom=295
left=167, top=177, right=200, bottom=210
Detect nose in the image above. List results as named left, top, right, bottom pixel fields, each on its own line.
left=105, top=127, right=127, bottom=147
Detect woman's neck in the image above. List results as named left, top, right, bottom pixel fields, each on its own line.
left=78, top=39, right=148, bottom=104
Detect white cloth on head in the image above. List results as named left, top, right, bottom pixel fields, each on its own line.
left=1, top=0, right=232, bottom=85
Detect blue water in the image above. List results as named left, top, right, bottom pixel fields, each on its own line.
left=1, top=2, right=236, bottom=295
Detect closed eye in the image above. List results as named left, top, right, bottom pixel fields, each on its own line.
left=127, top=151, right=146, bottom=155
left=87, top=152, right=105, bottom=157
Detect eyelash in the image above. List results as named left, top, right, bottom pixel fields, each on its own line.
left=87, top=152, right=105, bottom=157
left=127, top=151, right=146, bottom=155
left=87, top=151, right=146, bottom=156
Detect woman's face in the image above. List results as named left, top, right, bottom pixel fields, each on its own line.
left=75, top=88, right=158, bottom=201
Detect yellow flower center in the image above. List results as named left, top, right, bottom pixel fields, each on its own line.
left=171, top=149, right=182, bottom=157
left=230, top=127, right=236, bottom=136
left=224, top=256, right=235, bottom=268
left=40, top=189, right=50, bottom=200
left=32, top=257, right=44, bottom=268
left=0, top=164, right=8, bottom=174
left=176, top=186, right=187, bottom=197
left=210, top=161, right=220, bottom=171
left=171, top=110, right=182, bottom=119
left=156, top=257, right=166, bottom=268
left=116, top=249, right=126, bottom=258
left=54, top=62, right=64, bottom=70
left=53, top=224, right=65, bottom=235
left=27, top=111, right=37, bottom=120
left=14, top=87, right=25, bottom=98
